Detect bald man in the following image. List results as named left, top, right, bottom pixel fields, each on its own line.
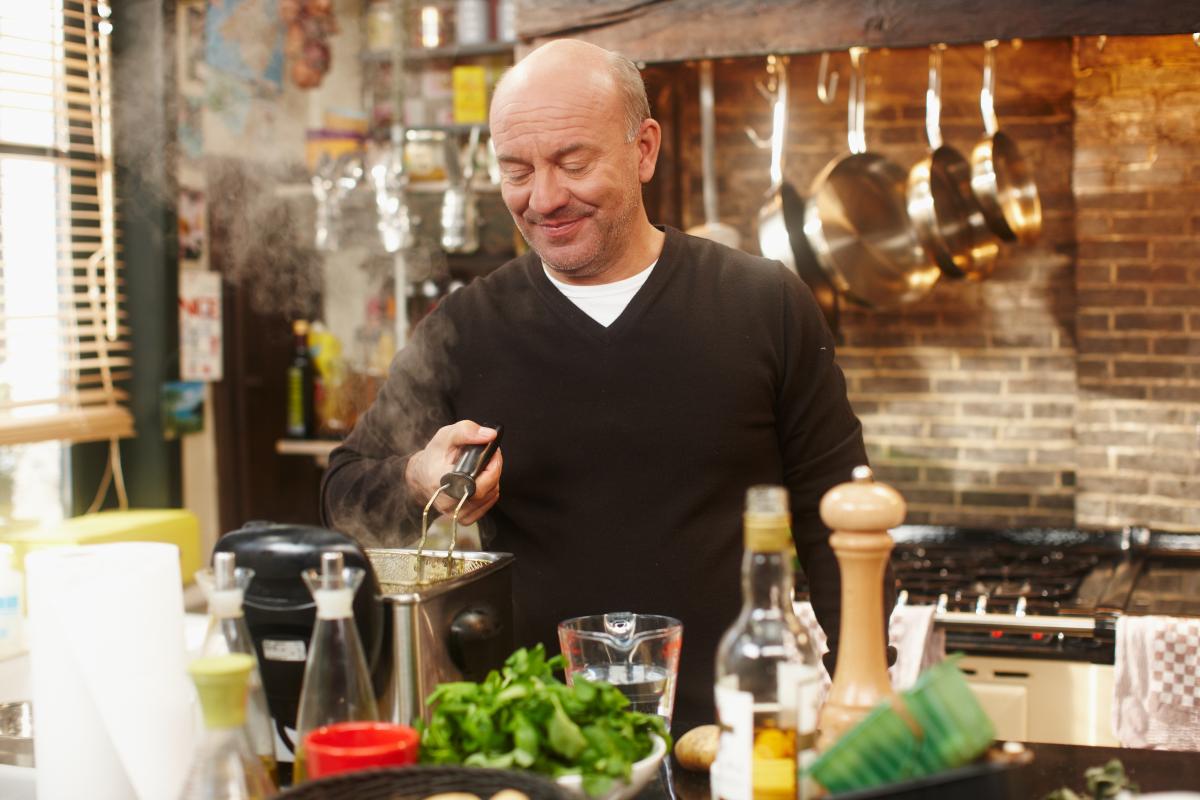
left=322, top=39, right=871, bottom=729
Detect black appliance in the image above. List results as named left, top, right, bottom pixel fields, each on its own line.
left=213, top=522, right=393, bottom=750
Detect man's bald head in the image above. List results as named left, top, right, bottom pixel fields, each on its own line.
left=491, top=39, right=650, bottom=142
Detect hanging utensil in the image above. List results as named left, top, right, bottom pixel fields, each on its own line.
left=441, top=125, right=483, bottom=254
left=970, top=40, right=1042, bottom=244
left=752, top=55, right=839, bottom=332
left=685, top=59, right=741, bottom=249
left=907, top=45, right=999, bottom=280
left=804, top=47, right=939, bottom=309
left=370, top=140, right=414, bottom=253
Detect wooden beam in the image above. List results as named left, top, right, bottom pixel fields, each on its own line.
left=515, top=0, right=1200, bottom=63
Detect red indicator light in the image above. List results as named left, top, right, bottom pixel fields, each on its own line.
left=990, top=630, right=1003, bottom=638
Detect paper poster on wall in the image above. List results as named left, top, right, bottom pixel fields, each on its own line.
left=205, top=0, right=284, bottom=91
left=179, top=188, right=206, bottom=262
left=179, top=270, right=223, bottom=382
left=161, top=381, right=205, bottom=439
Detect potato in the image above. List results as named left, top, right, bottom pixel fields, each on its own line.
left=490, top=791, right=530, bottom=800
left=425, top=793, right=482, bottom=800
left=674, top=724, right=720, bottom=772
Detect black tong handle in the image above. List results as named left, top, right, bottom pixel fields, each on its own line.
left=440, top=424, right=504, bottom=500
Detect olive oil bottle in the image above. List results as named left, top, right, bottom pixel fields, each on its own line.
left=712, top=486, right=823, bottom=800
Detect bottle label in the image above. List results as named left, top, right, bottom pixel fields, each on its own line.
left=780, top=662, right=823, bottom=738
left=711, top=682, right=753, bottom=800
left=286, top=366, right=305, bottom=437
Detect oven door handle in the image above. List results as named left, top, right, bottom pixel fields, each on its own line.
left=935, top=611, right=1098, bottom=636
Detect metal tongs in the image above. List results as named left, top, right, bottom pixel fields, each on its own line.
left=415, top=424, right=504, bottom=581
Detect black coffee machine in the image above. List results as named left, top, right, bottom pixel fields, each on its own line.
left=213, top=522, right=392, bottom=768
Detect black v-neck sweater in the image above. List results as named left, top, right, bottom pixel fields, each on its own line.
left=322, top=226, right=869, bottom=726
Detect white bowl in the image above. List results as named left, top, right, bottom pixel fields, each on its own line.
left=554, top=734, right=667, bottom=800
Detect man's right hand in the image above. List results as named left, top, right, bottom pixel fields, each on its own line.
left=405, top=420, right=503, bottom=525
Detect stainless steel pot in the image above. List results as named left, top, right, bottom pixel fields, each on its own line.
left=367, top=547, right=514, bottom=726
left=755, top=55, right=839, bottom=331
left=804, top=47, right=940, bottom=309
left=686, top=59, right=741, bottom=249
left=970, top=40, right=1042, bottom=244
left=907, top=45, right=999, bottom=280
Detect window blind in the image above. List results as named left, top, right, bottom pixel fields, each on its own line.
left=0, top=0, right=133, bottom=450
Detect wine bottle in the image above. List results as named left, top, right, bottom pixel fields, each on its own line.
left=285, top=320, right=314, bottom=439
left=712, top=486, right=823, bottom=800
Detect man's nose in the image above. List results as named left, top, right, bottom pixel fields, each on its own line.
left=528, top=168, right=569, bottom=216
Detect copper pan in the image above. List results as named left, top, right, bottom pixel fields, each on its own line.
left=907, top=45, right=999, bottom=280
left=804, top=47, right=939, bottom=309
left=970, top=40, right=1042, bottom=244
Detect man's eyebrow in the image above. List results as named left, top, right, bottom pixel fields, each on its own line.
left=549, top=143, right=596, bottom=161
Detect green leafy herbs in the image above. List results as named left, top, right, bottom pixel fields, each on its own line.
left=1044, top=759, right=1137, bottom=800
left=419, top=645, right=672, bottom=796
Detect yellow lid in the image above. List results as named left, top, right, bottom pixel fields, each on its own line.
left=188, top=653, right=254, bottom=729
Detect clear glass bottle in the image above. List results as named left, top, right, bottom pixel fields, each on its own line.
left=711, top=486, right=823, bottom=800
left=292, top=552, right=378, bottom=782
left=195, top=554, right=278, bottom=785
left=181, top=654, right=278, bottom=800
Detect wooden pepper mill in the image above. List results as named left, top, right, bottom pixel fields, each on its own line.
left=816, top=465, right=906, bottom=752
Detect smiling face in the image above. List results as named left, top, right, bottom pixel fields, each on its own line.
left=490, top=43, right=662, bottom=284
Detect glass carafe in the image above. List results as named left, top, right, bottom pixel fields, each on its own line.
left=293, top=551, right=378, bottom=782
left=180, top=653, right=278, bottom=800
left=195, top=554, right=277, bottom=784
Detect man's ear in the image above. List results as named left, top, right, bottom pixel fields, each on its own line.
left=635, top=118, right=662, bottom=184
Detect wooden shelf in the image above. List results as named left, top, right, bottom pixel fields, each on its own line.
left=276, top=438, right=340, bottom=467
left=361, top=41, right=514, bottom=64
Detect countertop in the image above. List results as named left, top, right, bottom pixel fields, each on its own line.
left=637, top=741, right=1200, bottom=799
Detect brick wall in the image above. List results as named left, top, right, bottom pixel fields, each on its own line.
left=1073, top=35, right=1200, bottom=532
left=655, top=35, right=1199, bottom=532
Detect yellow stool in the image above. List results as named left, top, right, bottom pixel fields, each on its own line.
left=0, top=509, right=202, bottom=587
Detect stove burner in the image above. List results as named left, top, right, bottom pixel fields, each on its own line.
left=892, top=544, right=1104, bottom=615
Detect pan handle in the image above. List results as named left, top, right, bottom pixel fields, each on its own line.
left=698, top=60, right=720, bottom=226
left=925, top=44, right=946, bottom=149
left=847, top=47, right=867, bottom=154
left=759, top=55, right=789, bottom=191
left=817, top=52, right=838, bottom=105
left=980, top=39, right=1000, bottom=137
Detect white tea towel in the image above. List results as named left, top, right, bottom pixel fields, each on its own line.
left=1114, top=615, right=1200, bottom=750
left=793, top=601, right=944, bottom=691
left=888, top=604, right=945, bottom=690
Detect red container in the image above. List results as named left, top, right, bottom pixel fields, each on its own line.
left=303, top=722, right=419, bottom=779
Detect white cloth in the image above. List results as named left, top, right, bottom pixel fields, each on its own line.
left=888, top=604, right=945, bottom=690
left=793, top=601, right=945, bottom=692
left=1114, top=615, right=1200, bottom=750
left=543, top=260, right=656, bottom=327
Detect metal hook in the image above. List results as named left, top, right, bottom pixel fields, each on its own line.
left=817, top=51, right=839, bottom=104
left=1193, top=32, right=1200, bottom=48
left=1096, top=35, right=1107, bottom=52
left=745, top=55, right=782, bottom=149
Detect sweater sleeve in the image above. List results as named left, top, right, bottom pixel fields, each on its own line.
left=770, top=265, right=895, bottom=674
left=319, top=308, right=456, bottom=548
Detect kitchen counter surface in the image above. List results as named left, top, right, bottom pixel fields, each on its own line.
left=638, top=741, right=1200, bottom=799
